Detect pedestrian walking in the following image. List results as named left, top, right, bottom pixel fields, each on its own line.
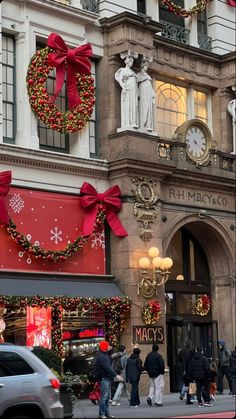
left=230, top=345, right=236, bottom=399
left=144, top=342, right=165, bottom=407
left=111, top=345, right=130, bottom=406
left=217, top=339, right=232, bottom=394
left=190, top=347, right=212, bottom=407
left=178, top=343, right=193, bottom=402
left=93, top=340, right=123, bottom=419
left=209, top=358, right=217, bottom=401
left=126, top=347, right=143, bottom=408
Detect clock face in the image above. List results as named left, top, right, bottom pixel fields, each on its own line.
left=186, top=125, right=208, bottom=159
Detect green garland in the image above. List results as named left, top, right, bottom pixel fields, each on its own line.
left=0, top=295, right=132, bottom=355
left=160, top=0, right=208, bottom=18
left=4, top=205, right=106, bottom=262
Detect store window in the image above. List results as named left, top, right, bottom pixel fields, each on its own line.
left=155, top=81, right=209, bottom=138
left=2, top=35, right=15, bottom=144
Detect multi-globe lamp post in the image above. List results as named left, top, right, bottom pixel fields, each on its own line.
left=138, top=246, right=173, bottom=298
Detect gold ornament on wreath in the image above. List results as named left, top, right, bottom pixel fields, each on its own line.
left=26, top=33, right=95, bottom=134
left=193, top=294, right=211, bottom=316
left=142, top=300, right=161, bottom=325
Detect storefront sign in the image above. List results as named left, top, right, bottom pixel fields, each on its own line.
left=62, top=327, right=104, bottom=341
left=133, top=325, right=164, bottom=344
left=166, top=187, right=234, bottom=210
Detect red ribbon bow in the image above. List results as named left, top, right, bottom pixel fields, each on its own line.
left=80, top=182, right=128, bottom=237
left=47, top=33, right=92, bottom=109
left=0, top=170, right=12, bottom=224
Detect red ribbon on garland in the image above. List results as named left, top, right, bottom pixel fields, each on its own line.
left=80, top=182, right=128, bottom=237
left=227, top=0, right=236, bottom=6
left=0, top=170, right=12, bottom=224
left=47, top=33, right=92, bottom=109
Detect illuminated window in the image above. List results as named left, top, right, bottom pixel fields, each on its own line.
left=155, top=81, right=209, bottom=138
left=194, top=90, right=208, bottom=124
left=155, top=81, right=187, bottom=138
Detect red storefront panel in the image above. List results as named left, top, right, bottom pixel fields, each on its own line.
left=0, top=187, right=105, bottom=274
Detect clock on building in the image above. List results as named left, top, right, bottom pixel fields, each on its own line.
left=173, top=119, right=213, bottom=166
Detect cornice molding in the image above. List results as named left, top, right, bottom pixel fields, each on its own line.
left=15, top=0, right=99, bottom=24
left=99, top=11, right=163, bottom=34
left=0, top=144, right=108, bottom=178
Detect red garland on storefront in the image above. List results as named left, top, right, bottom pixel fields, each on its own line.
left=160, top=0, right=208, bottom=17
left=0, top=295, right=132, bottom=355
left=194, top=294, right=211, bottom=316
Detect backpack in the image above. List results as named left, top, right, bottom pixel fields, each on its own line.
left=112, top=355, right=123, bottom=374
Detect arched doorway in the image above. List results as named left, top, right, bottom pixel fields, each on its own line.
left=163, top=217, right=235, bottom=392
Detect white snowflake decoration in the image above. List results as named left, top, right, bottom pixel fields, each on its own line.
left=9, top=194, right=24, bottom=213
left=90, top=231, right=105, bottom=249
left=50, top=226, right=62, bottom=244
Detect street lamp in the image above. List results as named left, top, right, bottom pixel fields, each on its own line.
left=138, top=246, right=173, bottom=298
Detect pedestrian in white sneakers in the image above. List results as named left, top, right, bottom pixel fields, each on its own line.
left=111, top=345, right=130, bottom=406
left=144, top=343, right=165, bottom=407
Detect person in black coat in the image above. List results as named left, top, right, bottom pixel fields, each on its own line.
left=94, top=341, right=123, bottom=419
left=63, top=349, right=81, bottom=375
left=144, top=343, right=165, bottom=407
left=126, top=347, right=143, bottom=408
left=230, top=346, right=236, bottom=398
left=178, top=343, right=193, bottom=401
left=189, top=347, right=211, bottom=407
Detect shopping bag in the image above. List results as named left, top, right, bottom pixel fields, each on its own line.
left=189, top=382, right=197, bottom=395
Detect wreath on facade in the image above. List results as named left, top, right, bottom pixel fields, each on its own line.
left=26, top=33, right=95, bottom=134
left=142, top=300, right=162, bottom=325
left=160, top=0, right=208, bottom=17
left=193, top=294, right=211, bottom=316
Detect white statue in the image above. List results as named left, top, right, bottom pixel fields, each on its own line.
left=228, top=99, right=236, bottom=154
left=137, top=58, right=155, bottom=132
left=115, top=51, right=138, bottom=130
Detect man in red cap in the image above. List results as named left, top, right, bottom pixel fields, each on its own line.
left=94, top=340, right=123, bottom=419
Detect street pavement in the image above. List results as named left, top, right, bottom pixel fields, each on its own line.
left=73, top=393, right=236, bottom=418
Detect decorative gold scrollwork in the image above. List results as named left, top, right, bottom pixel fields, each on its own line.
left=131, top=177, right=159, bottom=243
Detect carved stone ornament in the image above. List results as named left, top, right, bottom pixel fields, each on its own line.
left=131, top=177, right=159, bottom=242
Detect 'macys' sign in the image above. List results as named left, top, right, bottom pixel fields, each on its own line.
left=133, top=326, right=164, bottom=344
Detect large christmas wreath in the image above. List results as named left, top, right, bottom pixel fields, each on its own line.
left=142, top=300, right=162, bottom=325
left=160, top=0, right=208, bottom=17
left=193, top=294, right=211, bottom=316
left=26, top=33, right=95, bottom=134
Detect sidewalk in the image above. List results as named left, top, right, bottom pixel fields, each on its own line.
left=73, top=393, right=236, bottom=418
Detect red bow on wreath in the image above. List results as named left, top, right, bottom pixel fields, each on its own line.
left=80, top=182, right=128, bottom=237
left=0, top=170, right=12, bottom=224
left=47, top=33, right=92, bottom=109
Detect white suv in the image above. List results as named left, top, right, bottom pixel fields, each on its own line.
left=0, top=344, right=64, bottom=419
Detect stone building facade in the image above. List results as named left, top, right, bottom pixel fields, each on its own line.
left=0, top=0, right=235, bottom=393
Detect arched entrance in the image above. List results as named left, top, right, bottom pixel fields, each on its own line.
left=162, top=216, right=235, bottom=392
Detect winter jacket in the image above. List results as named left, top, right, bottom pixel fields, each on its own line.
left=230, top=349, right=236, bottom=377
left=144, top=350, right=165, bottom=378
left=178, top=347, right=193, bottom=375
left=94, top=350, right=117, bottom=380
left=111, top=351, right=129, bottom=380
left=190, top=352, right=210, bottom=381
left=218, top=340, right=231, bottom=368
left=126, top=354, right=143, bottom=383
